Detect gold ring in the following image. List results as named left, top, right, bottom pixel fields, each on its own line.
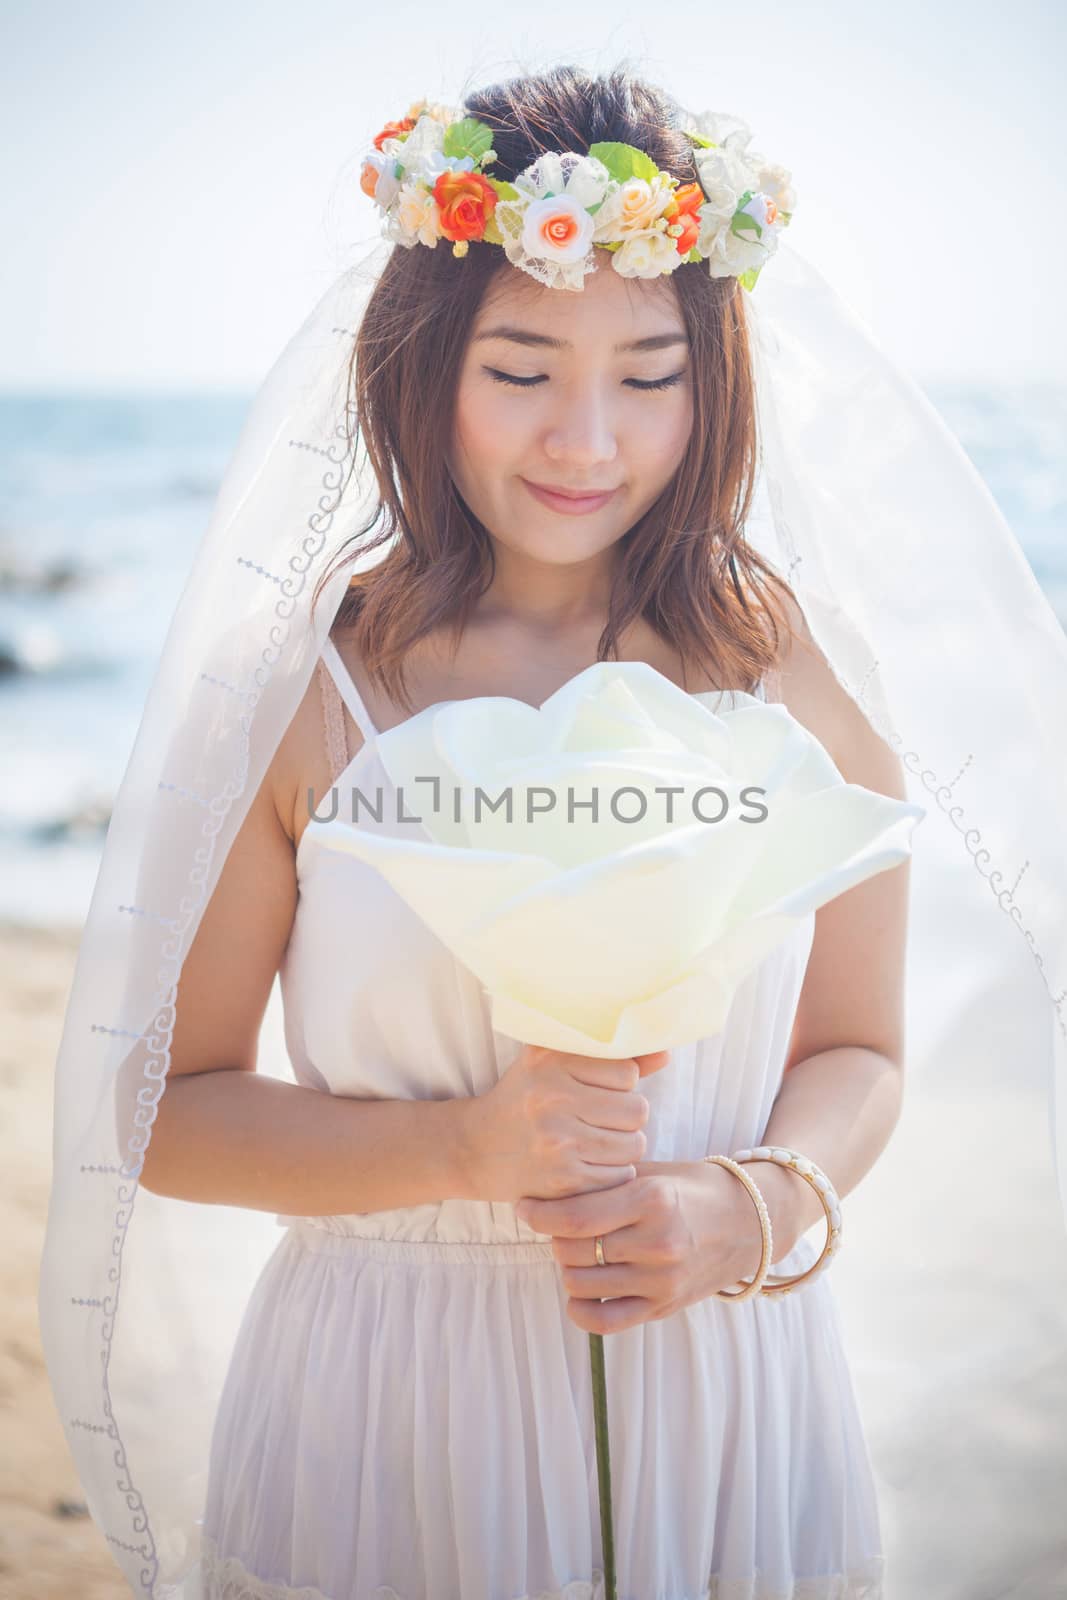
left=594, top=1235, right=606, bottom=1266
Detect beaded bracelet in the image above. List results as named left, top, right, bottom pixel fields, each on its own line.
left=705, top=1145, right=843, bottom=1299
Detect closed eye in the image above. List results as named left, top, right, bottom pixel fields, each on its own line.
left=484, top=368, right=686, bottom=393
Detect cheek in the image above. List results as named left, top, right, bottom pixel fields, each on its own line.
left=636, top=397, right=693, bottom=474
left=454, top=384, right=523, bottom=467
left=670, top=386, right=695, bottom=439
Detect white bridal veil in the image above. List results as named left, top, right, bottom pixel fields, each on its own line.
left=37, top=177, right=1067, bottom=1596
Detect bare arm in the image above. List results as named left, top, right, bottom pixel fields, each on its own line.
left=143, top=1071, right=480, bottom=1213
left=138, top=671, right=480, bottom=1214
left=749, top=599, right=911, bottom=1250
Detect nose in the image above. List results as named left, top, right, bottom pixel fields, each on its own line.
left=542, top=382, right=620, bottom=472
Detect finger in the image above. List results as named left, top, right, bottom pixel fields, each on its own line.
left=558, top=1263, right=653, bottom=1301
left=566, top=1294, right=656, bottom=1336
left=578, top=1164, right=641, bottom=1187
left=516, top=1178, right=640, bottom=1237
left=576, top=1086, right=650, bottom=1131
left=550, top=1218, right=651, bottom=1267
left=566, top=1056, right=641, bottom=1092
left=577, top=1124, right=647, bottom=1166
left=634, top=1049, right=671, bottom=1078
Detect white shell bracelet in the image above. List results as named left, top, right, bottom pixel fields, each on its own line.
left=706, top=1145, right=843, bottom=1299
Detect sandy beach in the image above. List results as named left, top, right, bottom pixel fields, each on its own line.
left=4, top=915, right=1067, bottom=1599
left=1, top=922, right=129, bottom=1597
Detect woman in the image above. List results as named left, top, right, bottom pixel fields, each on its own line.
left=38, top=61, right=1067, bottom=1600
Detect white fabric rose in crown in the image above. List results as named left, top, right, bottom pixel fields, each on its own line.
left=302, top=661, right=925, bottom=1057
left=520, top=194, right=596, bottom=265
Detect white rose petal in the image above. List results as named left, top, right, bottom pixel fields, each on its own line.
left=757, top=160, right=797, bottom=216
left=515, top=151, right=612, bottom=211
left=592, top=173, right=677, bottom=243
left=364, top=151, right=401, bottom=213
left=380, top=111, right=450, bottom=186
left=383, top=180, right=442, bottom=249
left=303, top=661, right=926, bottom=1057
left=611, top=232, right=683, bottom=279
left=686, top=109, right=756, bottom=156
left=693, top=145, right=758, bottom=223
left=415, top=151, right=476, bottom=182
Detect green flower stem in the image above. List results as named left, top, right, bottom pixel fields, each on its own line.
left=588, top=1330, right=617, bottom=1600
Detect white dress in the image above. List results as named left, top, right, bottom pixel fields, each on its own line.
left=198, top=638, right=887, bottom=1600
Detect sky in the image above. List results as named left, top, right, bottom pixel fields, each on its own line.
left=2, top=0, right=1063, bottom=390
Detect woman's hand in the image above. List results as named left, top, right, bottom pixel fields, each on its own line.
left=464, top=1044, right=671, bottom=1205
left=516, top=1158, right=786, bottom=1335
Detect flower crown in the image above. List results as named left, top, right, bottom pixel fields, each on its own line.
left=359, top=102, right=796, bottom=293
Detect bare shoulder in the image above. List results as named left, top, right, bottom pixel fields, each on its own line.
left=773, top=588, right=908, bottom=802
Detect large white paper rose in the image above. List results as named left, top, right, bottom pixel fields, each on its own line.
left=303, top=661, right=925, bottom=1056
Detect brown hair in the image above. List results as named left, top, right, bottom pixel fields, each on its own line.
left=312, top=62, right=796, bottom=710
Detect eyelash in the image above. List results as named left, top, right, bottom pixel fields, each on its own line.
left=485, top=368, right=686, bottom=393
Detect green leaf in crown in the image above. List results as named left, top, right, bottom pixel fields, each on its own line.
left=479, top=176, right=521, bottom=244
left=443, top=116, right=497, bottom=167
left=481, top=177, right=520, bottom=246
left=587, top=141, right=660, bottom=184
left=731, top=211, right=763, bottom=241
left=686, top=131, right=718, bottom=150
left=730, top=190, right=762, bottom=241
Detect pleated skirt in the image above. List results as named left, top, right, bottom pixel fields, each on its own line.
left=198, top=1220, right=885, bottom=1600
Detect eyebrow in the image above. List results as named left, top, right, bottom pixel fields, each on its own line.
left=472, top=325, right=690, bottom=354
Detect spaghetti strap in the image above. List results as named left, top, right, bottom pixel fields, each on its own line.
left=315, top=660, right=350, bottom=782
left=320, top=635, right=379, bottom=743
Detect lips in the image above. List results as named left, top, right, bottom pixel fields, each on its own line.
left=521, top=478, right=619, bottom=514
left=527, top=481, right=618, bottom=499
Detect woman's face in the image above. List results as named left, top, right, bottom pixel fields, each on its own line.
left=448, top=248, right=694, bottom=570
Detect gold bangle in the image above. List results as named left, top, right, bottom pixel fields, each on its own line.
left=704, top=1154, right=772, bottom=1301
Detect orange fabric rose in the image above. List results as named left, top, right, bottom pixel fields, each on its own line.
left=359, top=160, right=381, bottom=201
left=664, top=181, right=704, bottom=256
left=432, top=170, right=499, bottom=243
left=536, top=207, right=582, bottom=250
